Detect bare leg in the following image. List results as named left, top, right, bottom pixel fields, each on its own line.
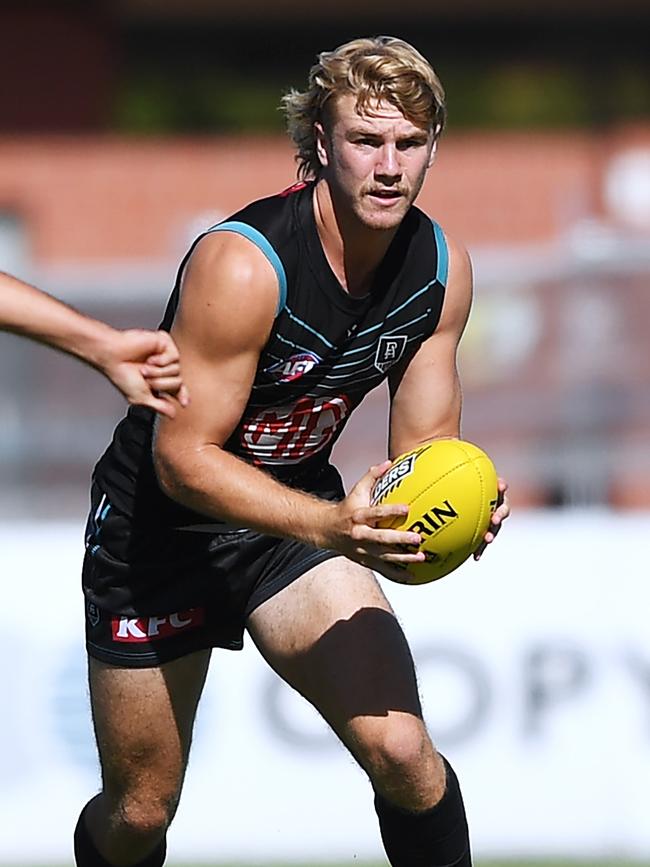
left=247, top=557, right=445, bottom=810
left=83, top=650, right=211, bottom=866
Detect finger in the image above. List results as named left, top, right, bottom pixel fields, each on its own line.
left=138, top=395, right=177, bottom=418
left=358, top=461, right=394, bottom=494
left=356, top=526, right=423, bottom=548
left=141, top=362, right=181, bottom=378
left=146, top=332, right=181, bottom=366
left=474, top=525, right=498, bottom=560
left=488, top=501, right=510, bottom=532
left=381, top=550, right=426, bottom=564
left=145, top=351, right=179, bottom=368
left=353, top=503, right=409, bottom=525
left=177, top=384, right=190, bottom=407
left=473, top=539, right=487, bottom=561
left=474, top=479, right=510, bottom=561
left=483, top=523, right=499, bottom=543
left=142, top=375, right=184, bottom=394
left=353, top=542, right=424, bottom=563
left=495, top=499, right=511, bottom=520
left=368, top=460, right=393, bottom=479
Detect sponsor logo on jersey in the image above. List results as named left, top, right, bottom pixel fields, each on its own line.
left=375, top=334, right=407, bottom=373
left=111, top=608, right=205, bottom=643
left=241, top=394, right=350, bottom=464
left=371, top=454, right=417, bottom=505
left=266, top=352, right=321, bottom=383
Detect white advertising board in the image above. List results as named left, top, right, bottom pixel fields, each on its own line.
left=0, top=510, right=649, bottom=863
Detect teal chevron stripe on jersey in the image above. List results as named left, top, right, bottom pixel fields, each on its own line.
left=432, top=220, right=448, bottom=286
left=208, top=220, right=288, bottom=314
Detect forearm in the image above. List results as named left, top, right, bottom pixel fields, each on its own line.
left=0, top=272, right=115, bottom=368
left=155, top=443, right=338, bottom=548
left=389, top=394, right=462, bottom=459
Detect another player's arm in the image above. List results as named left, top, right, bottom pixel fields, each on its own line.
left=152, top=233, right=423, bottom=578
left=387, top=235, right=509, bottom=552
left=0, top=271, right=188, bottom=416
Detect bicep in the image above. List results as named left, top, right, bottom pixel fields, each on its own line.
left=388, top=333, right=463, bottom=458
left=153, top=233, right=278, bottom=464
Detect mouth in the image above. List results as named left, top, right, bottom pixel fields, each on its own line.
left=367, top=189, right=404, bottom=203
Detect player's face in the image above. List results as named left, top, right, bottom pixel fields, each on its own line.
left=316, top=94, right=436, bottom=231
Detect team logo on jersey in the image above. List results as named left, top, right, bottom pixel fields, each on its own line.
left=241, top=394, right=350, bottom=464
left=374, top=334, right=407, bottom=373
left=267, top=352, right=321, bottom=383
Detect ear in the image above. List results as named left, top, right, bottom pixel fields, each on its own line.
left=427, top=124, right=442, bottom=168
left=314, top=122, right=329, bottom=168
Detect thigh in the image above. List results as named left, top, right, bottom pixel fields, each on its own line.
left=89, top=649, right=211, bottom=799
left=247, top=557, right=424, bottom=749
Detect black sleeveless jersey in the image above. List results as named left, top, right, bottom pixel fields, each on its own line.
left=93, top=181, right=449, bottom=529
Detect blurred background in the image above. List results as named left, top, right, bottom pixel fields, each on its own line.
left=0, top=1, right=649, bottom=865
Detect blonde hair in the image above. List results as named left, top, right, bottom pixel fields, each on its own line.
left=281, top=36, right=446, bottom=179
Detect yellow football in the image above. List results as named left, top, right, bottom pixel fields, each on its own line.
left=370, top=438, right=499, bottom=585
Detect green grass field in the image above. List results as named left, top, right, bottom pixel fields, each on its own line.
left=10, top=861, right=643, bottom=867
left=154, top=862, right=642, bottom=867
left=149, top=862, right=644, bottom=867
left=155, top=863, right=642, bottom=867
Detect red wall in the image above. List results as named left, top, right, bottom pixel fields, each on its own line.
left=1, top=126, right=646, bottom=264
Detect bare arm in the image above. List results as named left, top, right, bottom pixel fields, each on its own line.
left=388, top=233, right=472, bottom=456
left=0, top=271, right=188, bottom=417
left=153, top=232, right=424, bottom=578
left=388, top=234, right=510, bottom=552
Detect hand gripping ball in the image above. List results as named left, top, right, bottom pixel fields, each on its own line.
left=370, top=438, right=498, bottom=584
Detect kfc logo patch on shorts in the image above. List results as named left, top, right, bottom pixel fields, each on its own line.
left=111, top=608, right=205, bottom=642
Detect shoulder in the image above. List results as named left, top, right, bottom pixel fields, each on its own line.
left=433, top=228, right=473, bottom=336
left=444, top=231, right=472, bottom=289
left=176, top=230, right=279, bottom=351
left=413, top=206, right=471, bottom=286
left=184, top=229, right=278, bottom=294
left=407, top=208, right=469, bottom=286
left=214, top=184, right=305, bottom=246
left=199, top=186, right=309, bottom=305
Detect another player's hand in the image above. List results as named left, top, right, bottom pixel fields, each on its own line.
left=473, top=477, right=510, bottom=560
left=326, top=461, right=424, bottom=581
left=100, top=329, right=190, bottom=418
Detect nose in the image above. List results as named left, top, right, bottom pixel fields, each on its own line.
left=375, top=144, right=401, bottom=181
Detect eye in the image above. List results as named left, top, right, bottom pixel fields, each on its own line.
left=397, top=138, right=425, bottom=151
left=355, top=136, right=380, bottom=147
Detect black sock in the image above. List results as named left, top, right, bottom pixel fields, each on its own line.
left=374, top=755, right=471, bottom=867
left=74, top=803, right=167, bottom=867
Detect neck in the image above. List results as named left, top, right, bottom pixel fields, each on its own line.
left=313, top=179, right=398, bottom=297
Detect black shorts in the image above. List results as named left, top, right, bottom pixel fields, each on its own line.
left=82, top=483, right=341, bottom=668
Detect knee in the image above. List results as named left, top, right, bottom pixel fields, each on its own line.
left=103, top=772, right=181, bottom=839
left=117, top=791, right=179, bottom=838
left=361, top=715, right=442, bottom=794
